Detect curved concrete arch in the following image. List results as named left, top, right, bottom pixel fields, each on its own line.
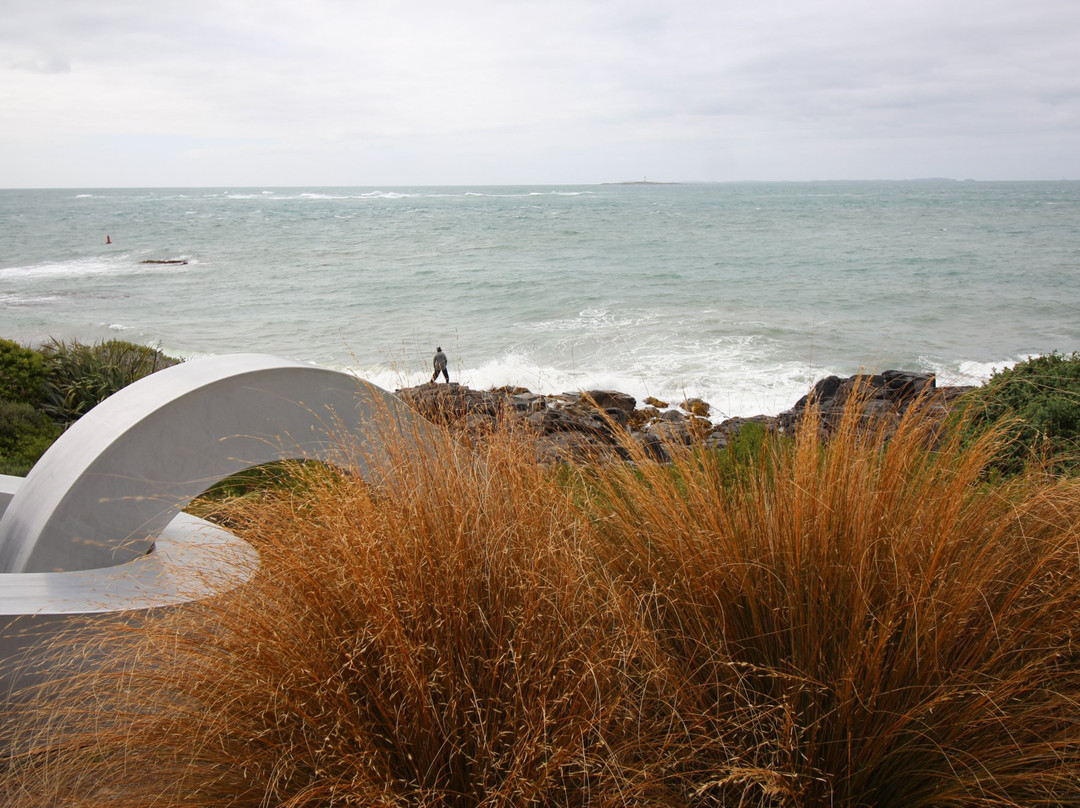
left=0, top=475, right=259, bottom=712
left=0, top=356, right=438, bottom=721
left=0, top=354, right=434, bottom=574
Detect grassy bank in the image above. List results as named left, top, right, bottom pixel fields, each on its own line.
left=4, top=395, right=1080, bottom=807
left=0, top=337, right=179, bottom=475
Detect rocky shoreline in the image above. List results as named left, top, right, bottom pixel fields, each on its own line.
left=397, top=371, right=975, bottom=464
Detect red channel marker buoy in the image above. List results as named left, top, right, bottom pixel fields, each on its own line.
left=106, top=235, right=112, bottom=244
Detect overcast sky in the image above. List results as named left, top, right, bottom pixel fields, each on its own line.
left=2, top=0, right=1078, bottom=187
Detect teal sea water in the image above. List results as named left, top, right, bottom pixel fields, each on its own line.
left=2, top=182, right=1078, bottom=417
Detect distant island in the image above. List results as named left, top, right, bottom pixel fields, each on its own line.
left=600, top=180, right=682, bottom=186
left=602, top=178, right=973, bottom=186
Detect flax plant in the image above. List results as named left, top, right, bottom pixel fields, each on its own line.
left=38, top=338, right=179, bottom=425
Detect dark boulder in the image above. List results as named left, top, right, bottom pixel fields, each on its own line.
left=580, top=390, right=636, bottom=415
left=395, top=369, right=968, bottom=465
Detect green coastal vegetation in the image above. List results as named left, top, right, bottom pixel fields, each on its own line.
left=3, top=339, right=1080, bottom=805
left=956, top=351, right=1080, bottom=475
left=0, top=337, right=179, bottom=475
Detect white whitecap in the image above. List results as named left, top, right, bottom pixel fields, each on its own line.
left=925, top=356, right=1029, bottom=387
left=0, top=256, right=130, bottom=280
left=0, top=293, right=59, bottom=304
left=349, top=344, right=827, bottom=420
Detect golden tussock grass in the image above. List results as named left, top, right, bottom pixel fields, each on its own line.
left=4, top=396, right=1080, bottom=807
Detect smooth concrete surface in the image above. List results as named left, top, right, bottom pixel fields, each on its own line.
left=0, top=494, right=258, bottom=703
left=0, top=354, right=432, bottom=573
left=0, top=355, right=435, bottom=719
left=2, top=463, right=255, bottom=616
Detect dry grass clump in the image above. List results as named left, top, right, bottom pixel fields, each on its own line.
left=2, top=421, right=661, bottom=807
left=5, top=398, right=1080, bottom=806
left=588, top=400, right=1080, bottom=806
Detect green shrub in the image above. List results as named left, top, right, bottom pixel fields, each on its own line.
left=0, top=338, right=47, bottom=406
left=956, top=351, right=1080, bottom=474
left=39, top=338, right=181, bottom=424
left=713, top=419, right=782, bottom=481
left=195, top=460, right=336, bottom=505
left=0, top=399, right=61, bottom=476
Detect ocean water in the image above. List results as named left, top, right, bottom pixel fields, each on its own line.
left=2, top=182, right=1078, bottom=418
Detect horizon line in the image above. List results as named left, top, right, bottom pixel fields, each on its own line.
left=2, top=177, right=1079, bottom=191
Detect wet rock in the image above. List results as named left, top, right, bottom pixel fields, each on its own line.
left=711, top=415, right=779, bottom=444
left=777, top=371, right=965, bottom=438
left=635, top=431, right=671, bottom=463
left=646, top=413, right=712, bottom=446
left=657, top=409, right=686, bottom=423
left=580, top=390, right=636, bottom=415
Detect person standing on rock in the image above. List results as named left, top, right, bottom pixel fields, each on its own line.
left=431, top=347, right=449, bottom=383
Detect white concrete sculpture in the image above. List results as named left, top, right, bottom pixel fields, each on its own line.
left=0, top=354, right=434, bottom=707
left=0, top=353, right=429, bottom=574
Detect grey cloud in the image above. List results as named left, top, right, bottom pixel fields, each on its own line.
left=12, top=54, right=70, bottom=73
left=1, top=0, right=1077, bottom=185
